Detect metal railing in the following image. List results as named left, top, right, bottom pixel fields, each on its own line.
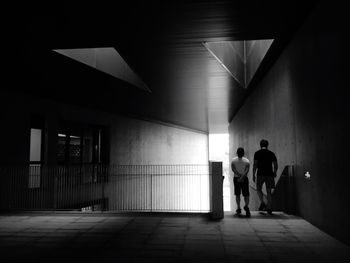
left=0, top=164, right=211, bottom=213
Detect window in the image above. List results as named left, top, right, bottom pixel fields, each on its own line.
left=57, top=121, right=108, bottom=184
left=29, top=116, right=44, bottom=188
left=30, top=128, right=42, bottom=163
left=57, top=133, right=67, bottom=163
left=57, top=121, right=107, bottom=165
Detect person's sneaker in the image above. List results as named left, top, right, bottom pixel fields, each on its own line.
left=236, top=208, right=241, bottom=215
left=244, top=206, right=251, bottom=217
left=267, top=209, right=273, bottom=215
left=258, top=202, right=266, bottom=211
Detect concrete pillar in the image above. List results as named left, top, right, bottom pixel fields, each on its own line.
left=209, top=161, right=224, bottom=219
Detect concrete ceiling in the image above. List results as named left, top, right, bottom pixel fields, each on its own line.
left=9, top=1, right=319, bottom=133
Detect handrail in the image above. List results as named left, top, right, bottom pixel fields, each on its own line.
left=0, top=164, right=211, bottom=213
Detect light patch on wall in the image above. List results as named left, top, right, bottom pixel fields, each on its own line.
left=209, top=133, right=231, bottom=211
left=53, top=47, right=151, bottom=92
left=30, top=128, right=42, bottom=162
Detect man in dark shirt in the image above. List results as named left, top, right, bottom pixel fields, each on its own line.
left=253, top=139, right=278, bottom=215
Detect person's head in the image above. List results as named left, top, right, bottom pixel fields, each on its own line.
left=236, top=147, right=245, bottom=158
left=260, top=139, right=269, bottom=148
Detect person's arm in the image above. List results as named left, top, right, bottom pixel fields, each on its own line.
left=231, top=162, right=242, bottom=177
left=253, top=160, right=257, bottom=183
left=241, top=162, right=250, bottom=178
left=238, top=162, right=250, bottom=182
left=272, top=158, right=278, bottom=178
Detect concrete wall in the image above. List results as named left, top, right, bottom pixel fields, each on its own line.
left=229, top=60, right=295, bottom=210
left=0, top=89, right=208, bottom=165
left=0, top=89, right=209, bottom=211
left=229, top=2, right=350, bottom=245
left=110, top=117, right=208, bottom=165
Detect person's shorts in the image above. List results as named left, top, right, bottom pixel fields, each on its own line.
left=234, top=177, right=249, bottom=197
left=256, top=176, right=275, bottom=190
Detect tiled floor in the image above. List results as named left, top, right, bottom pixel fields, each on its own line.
left=0, top=212, right=349, bottom=262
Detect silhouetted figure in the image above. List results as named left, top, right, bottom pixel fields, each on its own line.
left=253, top=139, right=278, bottom=215
left=231, top=147, right=250, bottom=217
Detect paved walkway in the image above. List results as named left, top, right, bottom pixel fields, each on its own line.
left=0, top=212, right=349, bottom=262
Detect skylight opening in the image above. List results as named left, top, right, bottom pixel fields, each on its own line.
left=53, top=47, right=151, bottom=93
left=203, top=39, right=274, bottom=89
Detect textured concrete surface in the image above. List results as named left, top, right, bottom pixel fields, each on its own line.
left=0, top=212, right=349, bottom=263
left=229, top=1, right=350, bottom=245
left=0, top=89, right=208, bottom=166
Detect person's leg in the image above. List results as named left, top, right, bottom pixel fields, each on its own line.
left=266, top=188, right=272, bottom=210
left=257, top=190, right=264, bottom=203
left=266, top=188, right=273, bottom=215
left=242, top=177, right=250, bottom=207
left=233, top=177, right=242, bottom=214
left=256, top=176, right=266, bottom=210
left=243, top=197, right=250, bottom=217
left=244, top=196, right=249, bottom=207
left=265, top=177, right=275, bottom=214
left=236, top=195, right=241, bottom=212
left=242, top=177, right=250, bottom=217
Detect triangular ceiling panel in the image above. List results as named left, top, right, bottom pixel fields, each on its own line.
left=204, top=39, right=274, bottom=88
left=53, top=47, right=151, bottom=92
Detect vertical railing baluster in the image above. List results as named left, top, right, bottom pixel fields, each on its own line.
left=1, top=163, right=212, bottom=213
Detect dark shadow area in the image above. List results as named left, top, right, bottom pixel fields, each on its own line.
left=272, top=166, right=297, bottom=215
left=230, top=211, right=298, bottom=220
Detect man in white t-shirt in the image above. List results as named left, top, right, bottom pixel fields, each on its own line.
left=231, top=147, right=251, bottom=217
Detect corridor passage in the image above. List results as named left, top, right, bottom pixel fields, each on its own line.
left=0, top=212, right=349, bottom=263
